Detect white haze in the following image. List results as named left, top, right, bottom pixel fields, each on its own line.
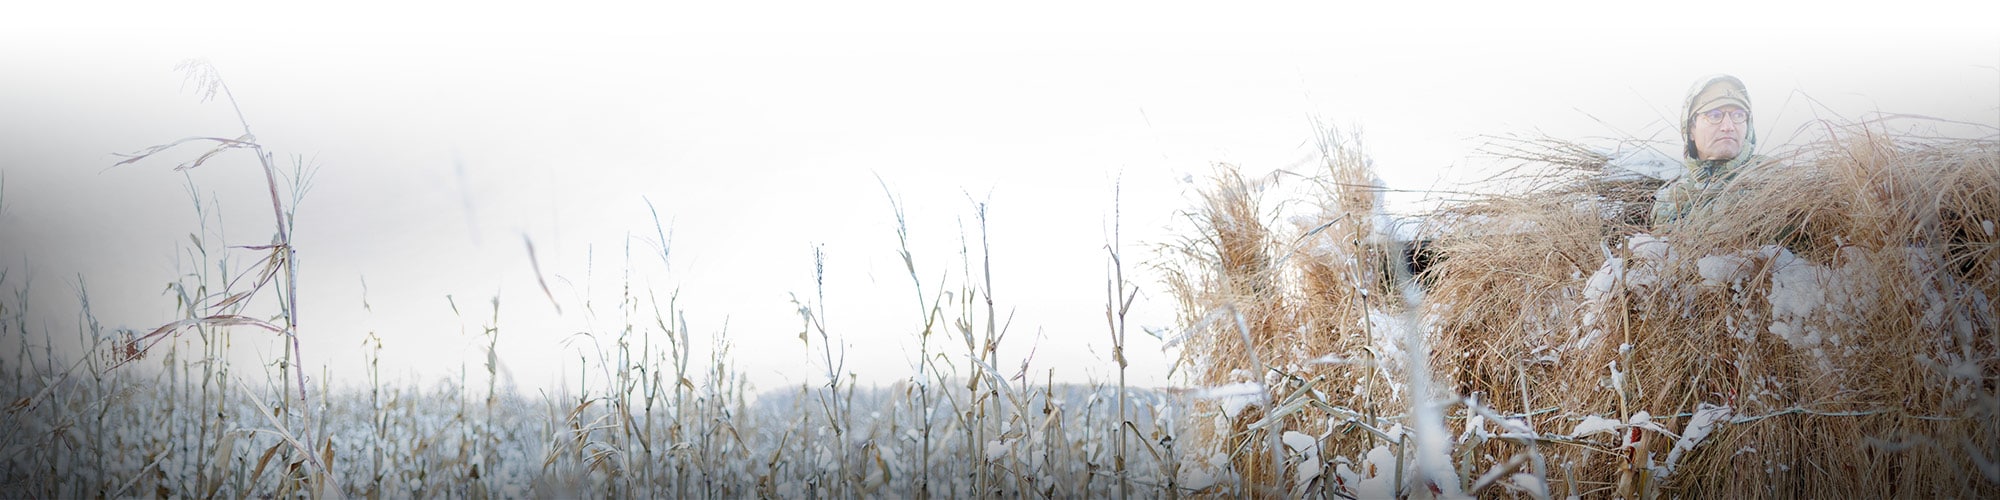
left=1, top=2, right=1995, bottom=396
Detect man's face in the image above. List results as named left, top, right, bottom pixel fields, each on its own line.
left=1691, top=105, right=1747, bottom=160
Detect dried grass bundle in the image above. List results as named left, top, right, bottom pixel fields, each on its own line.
left=1168, top=119, right=1998, bottom=497
left=1161, top=163, right=1294, bottom=491
left=1164, top=133, right=1412, bottom=494
left=1428, top=120, right=2000, bottom=498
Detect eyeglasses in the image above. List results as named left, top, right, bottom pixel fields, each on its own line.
left=1699, top=108, right=1748, bottom=125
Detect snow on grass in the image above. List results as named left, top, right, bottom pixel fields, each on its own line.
left=1195, top=381, right=1266, bottom=419
left=1697, top=253, right=1754, bottom=287
left=1570, top=415, right=1622, bottom=437
left=1764, top=246, right=1824, bottom=347
left=1582, top=256, right=1625, bottom=303
left=1511, top=472, right=1551, bottom=498
left=1333, top=445, right=1402, bottom=499
left=1306, top=353, right=1353, bottom=365
left=1284, top=430, right=1323, bottom=494
left=1663, top=404, right=1733, bottom=477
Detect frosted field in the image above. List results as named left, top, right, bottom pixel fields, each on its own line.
left=11, top=144, right=1996, bottom=498
left=5, top=7, right=1999, bottom=498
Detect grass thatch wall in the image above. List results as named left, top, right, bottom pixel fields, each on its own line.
left=1167, top=121, right=1999, bottom=498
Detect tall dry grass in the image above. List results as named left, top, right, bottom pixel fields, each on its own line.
left=1162, top=119, right=1999, bottom=498
left=1417, top=121, right=2000, bottom=498
left=1161, top=129, right=1421, bottom=497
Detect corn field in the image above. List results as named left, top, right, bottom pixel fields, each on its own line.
left=4, top=61, right=1999, bottom=499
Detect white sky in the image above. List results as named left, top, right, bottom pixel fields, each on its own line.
left=2, top=2, right=1996, bottom=397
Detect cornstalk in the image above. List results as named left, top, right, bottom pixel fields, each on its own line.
left=880, top=181, right=940, bottom=500
left=1104, top=182, right=1134, bottom=500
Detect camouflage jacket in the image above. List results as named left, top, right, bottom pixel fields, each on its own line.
left=1650, top=154, right=1760, bottom=226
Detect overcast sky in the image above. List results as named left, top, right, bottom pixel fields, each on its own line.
left=3, top=2, right=1996, bottom=396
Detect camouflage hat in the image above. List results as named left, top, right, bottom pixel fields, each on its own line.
left=1690, top=78, right=1750, bottom=114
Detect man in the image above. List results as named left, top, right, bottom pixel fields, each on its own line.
left=1652, top=75, right=1759, bottom=225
